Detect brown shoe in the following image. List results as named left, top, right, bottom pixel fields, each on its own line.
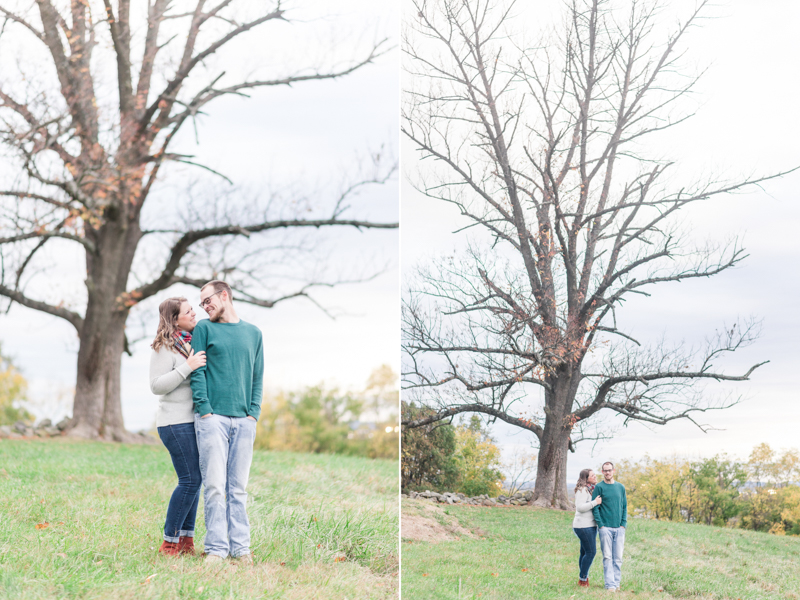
left=578, top=579, right=589, bottom=587
left=158, top=540, right=180, bottom=556
left=177, top=536, right=196, bottom=555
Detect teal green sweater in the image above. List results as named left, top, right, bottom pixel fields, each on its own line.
left=591, top=481, right=627, bottom=528
left=189, top=319, right=264, bottom=419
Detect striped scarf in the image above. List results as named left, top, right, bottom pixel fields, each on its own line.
left=173, top=331, right=192, bottom=358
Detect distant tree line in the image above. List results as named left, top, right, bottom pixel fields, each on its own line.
left=401, top=403, right=503, bottom=497
left=0, top=345, right=32, bottom=425
left=256, top=366, right=399, bottom=460
left=617, top=444, right=800, bottom=535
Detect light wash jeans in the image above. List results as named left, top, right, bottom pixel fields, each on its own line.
left=195, top=414, right=257, bottom=558
left=598, top=526, right=625, bottom=589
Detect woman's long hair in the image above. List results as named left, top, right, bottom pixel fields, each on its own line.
left=152, top=297, right=188, bottom=351
left=574, top=468, right=593, bottom=494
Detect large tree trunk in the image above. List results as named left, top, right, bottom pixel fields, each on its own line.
left=70, top=311, right=130, bottom=440
left=530, top=425, right=572, bottom=509
left=64, top=212, right=142, bottom=442
left=530, top=368, right=579, bottom=510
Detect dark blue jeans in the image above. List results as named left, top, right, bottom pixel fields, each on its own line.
left=573, top=526, right=597, bottom=581
left=158, top=422, right=202, bottom=542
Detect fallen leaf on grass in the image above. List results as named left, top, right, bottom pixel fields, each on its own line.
left=141, top=573, right=158, bottom=585
left=56, top=553, right=67, bottom=558
left=280, top=562, right=286, bottom=566
left=197, top=587, right=204, bottom=593
left=334, top=557, right=346, bottom=563
left=316, top=544, right=321, bottom=548
left=521, top=568, right=528, bottom=572
left=35, top=523, right=49, bottom=530
left=491, top=573, right=498, bottom=577
left=422, top=574, right=428, bottom=577
left=95, top=560, right=103, bottom=565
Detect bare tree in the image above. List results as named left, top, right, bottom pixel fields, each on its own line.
left=401, top=0, right=793, bottom=508
left=502, top=446, right=537, bottom=496
left=0, top=0, right=397, bottom=441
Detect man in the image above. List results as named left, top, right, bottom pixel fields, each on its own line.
left=591, top=461, right=627, bottom=592
left=190, top=280, right=264, bottom=564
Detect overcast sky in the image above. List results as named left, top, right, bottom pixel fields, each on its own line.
left=0, top=0, right=399, bottom=431
left=400, top=0, right=800, bottom=483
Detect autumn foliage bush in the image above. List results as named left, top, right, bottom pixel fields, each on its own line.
left=616, top=444, right=800, bottom=535
left=0, top=344, right=32, bottom=425
left=255, top=367, right=399, bottom=460
left=401, top=406, right=502, bottom=496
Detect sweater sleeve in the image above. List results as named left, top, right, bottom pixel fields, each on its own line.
left=591, top=485, right=604, bottom=528
left=575, top=489, right=597, bottom=513
left=189, top=322, right=213, bottom=416
left=149, top=348, right=192, bottom=396
left=621, top=485, right=628, bottom=528
left=248, top=329, right=264, bottom=420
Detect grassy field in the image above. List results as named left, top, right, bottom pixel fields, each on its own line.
left=0, top=438, right=398, bottom=600
left=401, top=498, right=800, bottom=600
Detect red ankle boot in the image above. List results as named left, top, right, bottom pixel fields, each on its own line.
left=177, top=536, right=196, bottom=555
left=158, top=540, right=180, bottom=556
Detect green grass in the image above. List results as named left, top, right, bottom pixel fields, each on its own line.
left=0, top=438, right=398, bottom=599
left=401, top=498, right=800, bottom=600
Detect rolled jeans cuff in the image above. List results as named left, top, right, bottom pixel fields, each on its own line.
left=163, top=529, right=194, bottom=543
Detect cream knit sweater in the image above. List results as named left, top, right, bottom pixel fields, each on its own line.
left=150, top=346, right=194, bottom=427
left=572, top=487, right=600, bottom=528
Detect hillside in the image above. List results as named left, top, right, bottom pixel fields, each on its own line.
left=401, top=497, right=800, bottom=599
left=0, top=439, right=398, bottom=600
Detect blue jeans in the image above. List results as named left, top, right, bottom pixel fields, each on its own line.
left=573, top=526, right=597, bottom=581
left=599, top=526, right=626, bottom=589
left=157, top=422, right=202, bottom=543
left=195, top=414, right=257, bottom=558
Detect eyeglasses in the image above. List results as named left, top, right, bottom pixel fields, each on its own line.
left=602, top=469, right=613, bottom=472
left=199, top=290, right=223, bottom=308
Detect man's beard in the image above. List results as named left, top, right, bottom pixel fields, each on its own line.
left=210, top=305, right=226, bottom=323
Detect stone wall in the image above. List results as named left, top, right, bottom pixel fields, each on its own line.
left=0, top=419, right=68, bottom=439
left=403, top=489, right=534, bottom=506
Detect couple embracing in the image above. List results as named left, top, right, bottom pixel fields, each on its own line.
left=573, top=462, right=627, bottom=592
left=149, top=280, right=264, bottom=564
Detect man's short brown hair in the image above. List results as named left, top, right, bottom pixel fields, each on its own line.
left=201, top=280, right=233, bottom=302
left=602, top=461, right=614, bottom=470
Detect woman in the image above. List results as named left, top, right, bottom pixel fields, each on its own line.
left=573, top=468, right=602, bottom=587
left=150, top=296, right=206, bottom=556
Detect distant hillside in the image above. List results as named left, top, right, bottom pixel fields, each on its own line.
left=401, top=497, right=800, bottom=599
